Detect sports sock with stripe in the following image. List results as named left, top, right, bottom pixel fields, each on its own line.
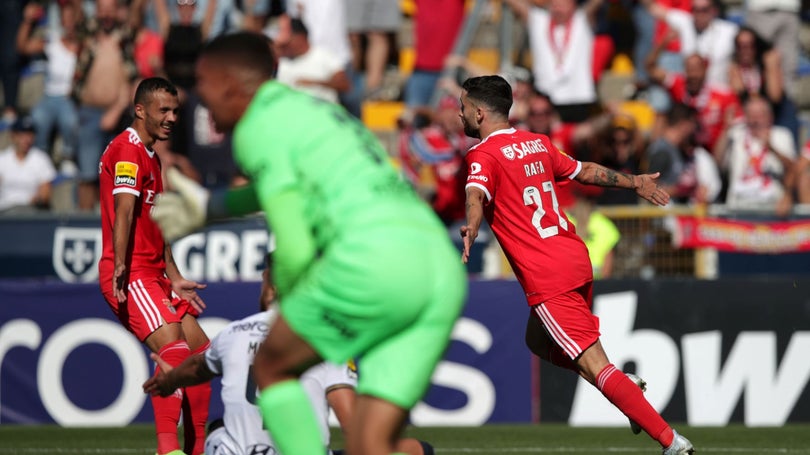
left=183, top=341, right=211, bottom=455
left=153, top=340, right=191, bottom=455
left=596, top=363, right=674, bottom=447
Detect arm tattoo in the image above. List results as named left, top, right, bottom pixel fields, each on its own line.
left=594, top=168, right=621, bottom=187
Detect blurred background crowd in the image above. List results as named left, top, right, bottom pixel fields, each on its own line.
left=1, top=0, right=809, bottom=262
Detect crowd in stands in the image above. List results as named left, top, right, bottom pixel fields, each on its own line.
left=400, top=0, right=810, bottom=231
left=0, top=0, right=808, bottom=226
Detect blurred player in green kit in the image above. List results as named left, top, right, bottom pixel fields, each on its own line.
left=151, top=32, right=467, bottom=455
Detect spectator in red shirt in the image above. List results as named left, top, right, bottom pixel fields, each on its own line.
left=647, top=34, right=741, bottom=152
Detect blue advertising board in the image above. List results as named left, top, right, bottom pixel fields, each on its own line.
left=0, top=279, right=532, bottom=426
left=3, top=277, right=809, bottom=427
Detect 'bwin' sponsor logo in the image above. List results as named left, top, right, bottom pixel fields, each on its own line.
left=115, top=175, right=136, bottom=187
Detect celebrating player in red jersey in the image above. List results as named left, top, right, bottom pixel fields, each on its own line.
left=98, top=77, right=211, bottom=455
left=459, top=75, right=695, bottom=455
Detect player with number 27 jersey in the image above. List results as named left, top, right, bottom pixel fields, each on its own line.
left=459, top=76, right=694, bottom=455
left=465, top=127, right=592, bottom=304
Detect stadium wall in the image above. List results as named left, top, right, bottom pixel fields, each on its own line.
left=1, top=278, right=808, bottom=427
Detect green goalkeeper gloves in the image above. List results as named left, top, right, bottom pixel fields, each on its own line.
left=152, top=168, right=210, bottom=242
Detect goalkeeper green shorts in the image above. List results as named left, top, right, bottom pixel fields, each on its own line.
left=279, top=224, right=467, bottom=409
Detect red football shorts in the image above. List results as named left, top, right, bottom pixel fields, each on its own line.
left=102, top=274, right=198, bottom=342
left=531, top=282, right=600, bottom=360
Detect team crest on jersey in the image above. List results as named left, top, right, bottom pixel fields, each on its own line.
left=114, top=161, right=138, bottom=187
left=52, top=227, right=102, bottom=283
left=500, top=145, right=516, bottom=160
left=163, top=298, right=178, bottom=315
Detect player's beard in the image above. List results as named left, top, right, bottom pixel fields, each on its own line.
left=463, top=120, right=480, bottom=139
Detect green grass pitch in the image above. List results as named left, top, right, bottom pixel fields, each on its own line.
left=1, top=424, right=809, bottom=454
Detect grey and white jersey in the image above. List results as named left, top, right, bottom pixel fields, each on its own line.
left=204, top=309, right=358, bottom=455
left=205, top=310, right=277, bottom=455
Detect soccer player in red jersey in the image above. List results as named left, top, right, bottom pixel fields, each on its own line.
left=98, top=77, right=211, bottom=455
left=458, top=75, right=695, bottom=455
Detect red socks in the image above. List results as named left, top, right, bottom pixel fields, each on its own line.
left=183, top=341, right=212, bottom=455
left=152, top=340, right=191, bottom=455
left=596, top=364, right=674, bottom=447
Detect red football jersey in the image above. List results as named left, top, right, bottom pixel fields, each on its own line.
left=665, top=73, right=741, bottom=150
left=465, top=128, right=593, bottom=304
left=98, top=127, right=166, bottom=286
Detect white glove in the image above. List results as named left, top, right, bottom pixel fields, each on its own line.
left=152, top=168, right=210, bottom=242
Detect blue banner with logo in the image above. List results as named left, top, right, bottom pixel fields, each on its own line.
left=3, top=277, right=810, bottom=426
left=0, top=279, right=532, bottom=426
left=0, top=215, right=490, bottom=281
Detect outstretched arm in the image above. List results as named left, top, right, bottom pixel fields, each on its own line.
left=762, top=49, right=785, bottom=105
left=153, top=0, right=171, bottom=38
left=16, top=3, right=45, bottom=55
left=461, top=186, right=486, bottom=264
left=575, top=162, right=670, bottom=206
left=645, top=29, right=677, bottom=86
left=143, top=352, right=216, bottom=397
left=583, top=0, right=605, bottom=30
left=200, top=0, right=218, bottom=41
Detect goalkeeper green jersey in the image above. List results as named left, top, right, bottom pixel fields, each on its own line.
left=233, top=81, right=451, bottom=289
left=232, top=82, right=467, bottom=408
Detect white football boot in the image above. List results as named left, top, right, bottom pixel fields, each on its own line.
left=662, top=430, right=696, bottom=455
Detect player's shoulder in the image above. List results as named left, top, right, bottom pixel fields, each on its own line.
left=105, top=129, right=146, bottom=159
left=112, top=128, right=145, bottom=148
left=469, top=127, right=520, bottom=153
